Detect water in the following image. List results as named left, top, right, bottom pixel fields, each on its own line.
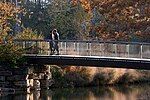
left=0, top=84, right=150, bottom=100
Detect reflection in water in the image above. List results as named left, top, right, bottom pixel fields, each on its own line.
left=0, top=84, right=150, bottom=100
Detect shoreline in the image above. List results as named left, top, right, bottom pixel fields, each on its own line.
left=0, top=65, right=150, bottom=93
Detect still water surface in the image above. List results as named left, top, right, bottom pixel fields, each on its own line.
left=0, top=84, right=150, bottom=100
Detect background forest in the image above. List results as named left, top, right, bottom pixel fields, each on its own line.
left=0, top=0, right=150, bottom=42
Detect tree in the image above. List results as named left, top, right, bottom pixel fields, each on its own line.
left=47, top=0, right=92, bottom=40
left=0, top=2, right=22, bottom=43
left=90, top=0, right=150, bottom=41
left=21, top=0, right=51, bottom=35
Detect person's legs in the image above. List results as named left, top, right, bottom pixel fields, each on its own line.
left=55, top=42, right=59, bottom=55
left=50, top=42, right=54, bottom=55
left=56, top=44, right=59, bottom=55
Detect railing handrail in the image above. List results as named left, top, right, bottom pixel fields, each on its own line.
left=14, top=39, right=150, bottom=45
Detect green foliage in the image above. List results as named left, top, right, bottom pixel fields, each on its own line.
left=0, top=27, right=44, bottom=68
left=21, top=1, right=51, bottom=35
left=47, top=1, right=91, bottom=40
left=50, top=65, right=64, bottom=81
left=20, top=0, right=91, bottom=40
left=0, top=43, right=25, bottom=68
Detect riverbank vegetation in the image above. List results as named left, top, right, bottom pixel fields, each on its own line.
left=50, top=66, right=150, bottom=88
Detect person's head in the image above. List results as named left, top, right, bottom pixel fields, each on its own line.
left=53, top=29, right=57, bottom=34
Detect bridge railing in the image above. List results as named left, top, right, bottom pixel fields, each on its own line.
left=13, top=39, right=150, bottom=59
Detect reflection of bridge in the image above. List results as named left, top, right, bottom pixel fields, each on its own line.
left=14, top=40, right=150, bottom=70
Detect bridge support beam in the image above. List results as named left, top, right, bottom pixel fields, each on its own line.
left=25, top=55, right=150, bottom=70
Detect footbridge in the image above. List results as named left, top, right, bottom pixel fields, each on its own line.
left=14, top=40, right=150, bottom=70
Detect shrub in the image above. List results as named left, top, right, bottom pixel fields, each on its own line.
left=92, top=71, right=115, bottom=85
left=64, top=71, right=87, bottom=87
left=117, top=71, right=140, bottom=84
left=0, top=43, right=25, bottom=68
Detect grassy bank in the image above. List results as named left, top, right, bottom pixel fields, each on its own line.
left=50, top=66, right=150, bottom=88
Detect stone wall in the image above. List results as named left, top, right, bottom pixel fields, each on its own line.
left=0, top=65, right=52, bottom=93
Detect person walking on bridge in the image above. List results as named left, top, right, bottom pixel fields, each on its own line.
left=52, top=29, right=59, bottom=55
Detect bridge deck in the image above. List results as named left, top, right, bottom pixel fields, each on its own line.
left=25, top=54, right=150, bottom=70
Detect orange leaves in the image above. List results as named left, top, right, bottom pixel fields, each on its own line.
left=70, top=0, right=78, bottom=6
left=114, top=31, right=129, bottom=41
left=89, top=0, right=150, bottom=41
left=71, top=0, right=91, bottom=12
left=94, top=24, right=113, bottom=40
left=0, top=2, right=22, bottom=43
left=80, top=0, right=91, bottom=12
left=0, top=2, right=21, bottom=18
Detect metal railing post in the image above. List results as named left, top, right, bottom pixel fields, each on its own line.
left=140, top=44, right=143, bottom=58
left=64, top=42, right=67, bottom=55
left=40, top=41, right=42, bottom=54
left=36, top=41, right=38, bottom=54
left=74, top=42, right=76, bottom=53
left=127, top=44, right=129, bottom=58
left=99, top=43, right=102, bottom=56
left=23, top=41, right=25, bottom=49
left=114, top=44, right=117, bottom=57
left=89, top=43, right=92, bottom=56
left=60, top=42, right=63, bottom=55
left=103, top=42, right=106, bottom=56
left=77, top=42, right=80, bottom=55
left=86, top=42, right=89, bottom=56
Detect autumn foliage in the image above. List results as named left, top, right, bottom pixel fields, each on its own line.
left=71, top=0, right=150, bottom=41
left=0, top=2, right=22, bottom=43
left=0, top=2, right=25, bottom=67
left=1, top=0, right=149, bottom=42
left=71, top=0, right=91, bottom=12
left=92, top=0, right=150, bottom=41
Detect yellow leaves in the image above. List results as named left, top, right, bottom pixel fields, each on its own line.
left=15, top=28, right=43, bottom=40
left=80, top=0, right=91, bottom=12
left=0, top=2, right=23, bottom=43
left=135, top=31, right=142, bottom=36
left=71, top=0, right=91, bottom=12
left=114, top=32, right=129, bottom=40
left=0, top=2, right=18, bottom=16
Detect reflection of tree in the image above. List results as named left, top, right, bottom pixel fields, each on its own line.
left=2, top=85, right=150, bottom=99
left=90, top=87, right=114, bottom=98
